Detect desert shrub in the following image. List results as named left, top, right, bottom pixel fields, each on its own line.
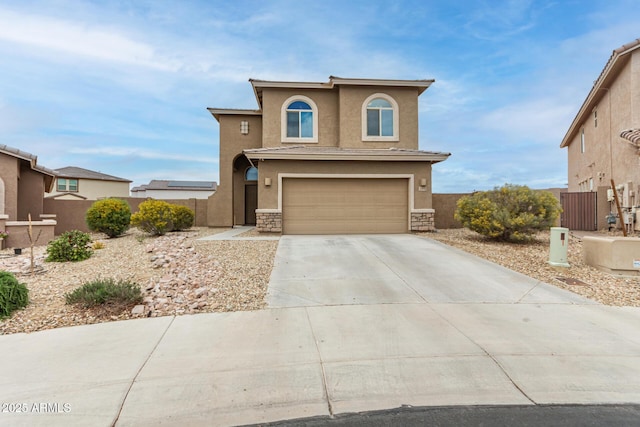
left=92, top=241, right=105, bottom=250
left=171, top=205, right=195, bottom=231
left=131, top=200, right=174, bottom=236
left=45, top=230, right=93, bottom=262
left=0, top=271, right=29, bottom=318
left=65, top=278, right=142, bottom=308
left=454, top=184, right=561, bottom=242
left=85, top=198, right=131, bottom=238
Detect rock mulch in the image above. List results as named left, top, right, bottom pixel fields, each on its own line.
left=0, top=228, right=278, bottom=335
left=420, top=228, right=640, bottom=307
left=3, top=226, right=639, bottom=335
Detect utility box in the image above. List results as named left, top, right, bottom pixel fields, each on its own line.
left=549, top=227, right=570, bottom=267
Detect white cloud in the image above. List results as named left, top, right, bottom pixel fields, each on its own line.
left=69, top=146, right=218, bottom=164
left=0, top=7, right=181, bottom=71
left=477, top=98, right=577, bottom=143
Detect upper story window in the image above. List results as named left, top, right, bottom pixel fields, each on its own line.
left=362, top=93, right=399, bottom=142
left=580, top=128, right=585, bottom=153
left=281, top=95, right=318, bottom=143
left=57, top=178, right=78, bottom=192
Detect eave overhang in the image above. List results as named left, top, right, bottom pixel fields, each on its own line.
left=207, top=108, right=262, bottom=122
left=249, top=76, right=435, bottom=109
left=560, top=39, right=640, bottom=148
left=244, top=146, right=451, bottom=164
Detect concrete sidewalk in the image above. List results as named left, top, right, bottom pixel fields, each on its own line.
left=1, top=235, right=640, bottom=426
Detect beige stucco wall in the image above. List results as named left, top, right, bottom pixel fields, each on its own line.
left=17, top=163, right=46, bottom=220
left=261, top=88, right=339, bottom=148
left=207, top=114, right=263, bottom=226
left=338, top=86, right=419, bottom=149
left=48, top=179, right=130, bottom=200
left=256, top=160, right=433, bottom=210
left=259, top=86, right=420, bottom=150
left=0, top=154, right=18, bottom=219
left=567, top=50, right=640, bottom=197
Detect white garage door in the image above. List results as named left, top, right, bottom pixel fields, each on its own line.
left=282, top=178, right=409, bottom=234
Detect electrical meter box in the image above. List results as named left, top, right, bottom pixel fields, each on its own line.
left=549, top=227, right=570, bottom=267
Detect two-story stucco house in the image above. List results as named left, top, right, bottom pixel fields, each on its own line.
left=47, top=166, right=131, bottom=200
left=207, top=76, right=450, bottom=234
left=561, top=39, right=640, bottom=211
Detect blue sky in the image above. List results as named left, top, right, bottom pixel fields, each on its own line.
left=0, top=0, right=638, bottom=193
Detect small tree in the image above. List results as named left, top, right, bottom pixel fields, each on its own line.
left=455, top=184, right=561, bottom=242
left=86, top=198, right=131, bottom=238
left=131, top=199, right=174, bottom=236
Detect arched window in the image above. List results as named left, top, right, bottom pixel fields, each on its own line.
left=281, top=95, right=318, bottom=143
left=245, top=166, right=258, bottom=181
left=362, top=93, right=399, bottom=141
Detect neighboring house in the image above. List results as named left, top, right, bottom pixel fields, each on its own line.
left=207, top=76, right=450, bottom=234
left=561, top=38, right=640, bottom=213
left=131, top=180, right=217, bottom=199
left=48, top=166, right=131, bottom=200
left=0, top=144, right=56, bottom=220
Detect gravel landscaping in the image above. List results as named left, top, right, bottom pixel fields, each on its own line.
left=1, top=227, right=639, bottom=335
left=0, top=227, right=278, bottom=335
left=420, top=229, right=640, bottom=307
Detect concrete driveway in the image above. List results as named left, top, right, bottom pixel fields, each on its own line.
left=2, top=234, right=640, bottom=426
left=267, top=234, right=591, bottom=306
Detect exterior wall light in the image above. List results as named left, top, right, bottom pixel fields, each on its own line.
left=265, top=178, right=272, bottom=186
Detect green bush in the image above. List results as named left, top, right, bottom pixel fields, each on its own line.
left=0, top=271, right=29, bottom=318
left=85, top=198, right=131, bottom=238
left=455, top=184, right=561, bottom=242
left=171, top=205, right=195, bottom=231
left=65, top=278, right=142, bottom=308
left=131, top=200, right=174, bottom=236
left=46, top=230, right=93, bottom=262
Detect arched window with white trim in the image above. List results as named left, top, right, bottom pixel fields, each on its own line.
left=362, top=93, right=399, bottom=141
left=281, top=95, right=318, bottom=143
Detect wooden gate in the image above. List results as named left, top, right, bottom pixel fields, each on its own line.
left=560, top=192, right=597, bottom=231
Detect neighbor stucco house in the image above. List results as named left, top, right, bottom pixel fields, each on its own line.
left=207, top=76, right=450, bottom=234
left=0, top=144, right=57, bottom=248
left=131, top=180, right=217, bottom=199
left=0, top=144, right=56, bottom=220
left=561, top=38, right=640, bottom=217
left=47, top=166, right=131, bottom=200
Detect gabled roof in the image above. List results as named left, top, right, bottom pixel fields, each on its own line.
left=0, top=144, right=57, bottom=191
left=244, top=146, right=450, bottom=163
left=131, top=180, right=217, bottom=192
left=54, top=166, right=132, bottom=183
left=560, top=38, right=640, bottom=148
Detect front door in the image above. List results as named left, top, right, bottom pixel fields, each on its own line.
left=244, top=184, right=257, bottom=225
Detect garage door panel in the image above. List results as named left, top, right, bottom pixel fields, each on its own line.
left=283, top=178, right=408, bottom=234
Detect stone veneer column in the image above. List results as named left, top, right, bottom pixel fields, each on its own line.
left=411, top=210, right=435, bottom=232
left=255, top=210, right=282, bottom=233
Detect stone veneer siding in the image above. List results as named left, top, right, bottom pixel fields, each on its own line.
left=256, top=210, right=433, bottom=233
left=256, top=211, right=282, bottom=233
left=411, top=211, right=435, bottom=232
